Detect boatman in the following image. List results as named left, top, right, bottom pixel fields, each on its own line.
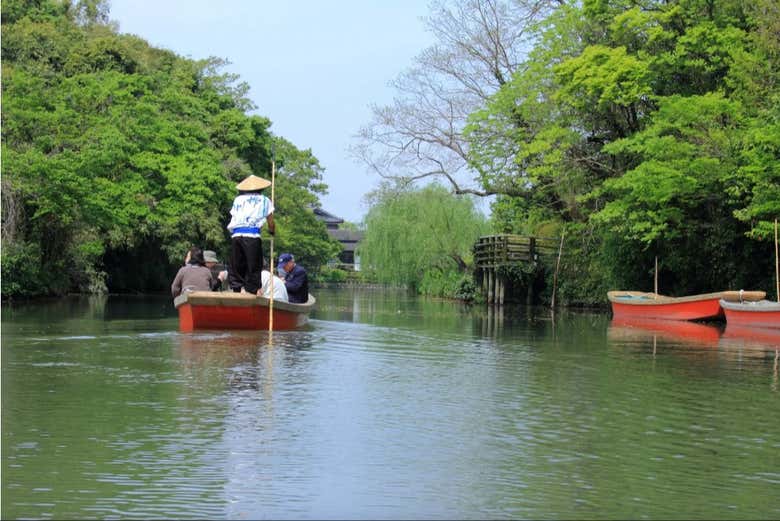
left=226, top=174, right=275, bottom=295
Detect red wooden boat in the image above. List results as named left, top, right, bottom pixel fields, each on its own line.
left=607, top=290, right=765, bottom=321
left=719, top=299, right=780, bottom=329
left=174, top=291, right=315, bottom=332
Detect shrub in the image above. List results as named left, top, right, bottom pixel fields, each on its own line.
left=1, top=241, right=44, bottom=298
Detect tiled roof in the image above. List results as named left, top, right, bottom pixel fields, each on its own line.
left=329, top=229, right=363, bottom=242
left=313, top=207, right=344, bottom=225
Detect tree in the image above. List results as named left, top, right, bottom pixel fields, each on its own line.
left=359, top=183, right=490, bottom=294
left=352, top=0, right=563, bottom=197
left=1, top=0, right=340, bottom=296
left=463, top=0, right=778, bottom=298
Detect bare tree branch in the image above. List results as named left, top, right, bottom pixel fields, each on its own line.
left=351, top=0, right=562, bottom=198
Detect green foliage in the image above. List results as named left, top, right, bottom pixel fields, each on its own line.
left=314, top=267, right=349, bottom=283
left=1, top=241, right=45, bottom=298
left=360, top=183, right=490, bottom=295
left=407, top=269, right=479, bottom=301
left=591, top=93, right=741, bottom=244
left=463, top=0, right=779, bottom=301
left=2, top=0, right=338, bottom=296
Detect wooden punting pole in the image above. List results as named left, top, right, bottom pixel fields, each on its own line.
left=775, top=219, right=779, bottom=302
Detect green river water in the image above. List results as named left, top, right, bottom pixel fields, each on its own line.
left=2, top=288, right=778, bottom=519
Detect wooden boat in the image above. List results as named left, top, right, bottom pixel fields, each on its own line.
left=174, top=291, right=316, bottom=332
left=607, top=290, right=765, bottom=321
left=719, top=299, right=780, bottom=329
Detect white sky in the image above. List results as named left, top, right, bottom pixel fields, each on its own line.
left=108, top=0, right=434, bottom=223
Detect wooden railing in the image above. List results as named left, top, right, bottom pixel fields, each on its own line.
left=474, top=234, right=558, bottom=269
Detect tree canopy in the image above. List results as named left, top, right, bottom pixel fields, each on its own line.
left=359, top=183, right=489, bottom=295
left=358, top=0, right=779, bottom=301
left=1, top=0, right=340, bottom=297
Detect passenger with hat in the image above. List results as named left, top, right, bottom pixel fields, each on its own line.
left=277, top=252, right=309, bottom=304
left=203, top=250, right=228, bottom=291
left=226, top=174, right=275, bottom=294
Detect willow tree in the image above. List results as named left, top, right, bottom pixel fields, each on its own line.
left=359, top=183, right=490, bottom=295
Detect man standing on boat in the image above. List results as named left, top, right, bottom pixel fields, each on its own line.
left=226, top=175, right=275, bottom=294
left=277, top=253, right=309, bottom=303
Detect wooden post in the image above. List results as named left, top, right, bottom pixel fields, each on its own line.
left=487, top=268, right=494, bottom=304
left=654, top=256, right=659, bottom=296
left=498, top=275, right=505, bottom=305
left=551, top=230, right=565, bottom=309
left=775, top=219, right=779, bottom=302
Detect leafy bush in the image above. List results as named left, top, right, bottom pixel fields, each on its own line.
left=315, top=267, right=349, bottom=283
left=1, top=241, right=44, bottom=298
left=418, top=269, right=476, bottom=300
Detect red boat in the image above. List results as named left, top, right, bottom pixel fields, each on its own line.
left=607, top=290, right=765, bottom=321
left=719, top=299, right=780, bottom=329
left=174, top=291, right=316, bottom=332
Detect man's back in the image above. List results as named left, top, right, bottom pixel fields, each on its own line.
left=261, top=270, right=288, bottom=301
left=284, top=264, right=309, bottom=303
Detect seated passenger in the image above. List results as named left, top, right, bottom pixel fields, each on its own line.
left=203, top=250, right=228, bottom=291
left=277, top=253, right=309, bottom=304
left=171, top=247, right=214, bottom=298
left=259, top=269, right=289, bottom=302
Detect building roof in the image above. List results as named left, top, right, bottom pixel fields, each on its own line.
left=329, top=229, right=363, bottom=242
left=313, top=207, right=344, bottom=225
left=328, top=229, right=363, bottom=253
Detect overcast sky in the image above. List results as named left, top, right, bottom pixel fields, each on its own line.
left=108, top=0, right=434, bottom=223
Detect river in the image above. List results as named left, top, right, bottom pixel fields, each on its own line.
left=2, top=288, right=778, bottom=519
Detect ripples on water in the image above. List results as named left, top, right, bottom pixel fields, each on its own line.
left=2, top=292, right=779, bottom=519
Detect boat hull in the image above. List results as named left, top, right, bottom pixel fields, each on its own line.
left=608, top=290, right=765, bottom=321
left=610, top=298, right=722, bottom=321
left=720, top=300, right=780, bottom=329
left=174, top=291, right=315, bottom=332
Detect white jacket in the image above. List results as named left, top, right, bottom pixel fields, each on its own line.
left=260, top=270, right=288, bottom=301
left=227, top=194, right=274, bottom=237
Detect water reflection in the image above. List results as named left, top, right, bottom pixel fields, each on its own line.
left=175, top=330, right=317, bottom=396
left=721, top=324, right=780, bottom=350
left=4, top=292, right=780, bottom=519
left=608, top=316, right=780, bottom=355
left=608, top=317, right=721, bottom=347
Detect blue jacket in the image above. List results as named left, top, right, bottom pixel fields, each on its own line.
left=284, top=264, right=309, bottom=303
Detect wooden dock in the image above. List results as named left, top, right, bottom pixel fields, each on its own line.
left=474, top=234, right=559, bottom=305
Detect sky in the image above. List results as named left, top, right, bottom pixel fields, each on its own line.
left=108, top=0, right=435, bottom=223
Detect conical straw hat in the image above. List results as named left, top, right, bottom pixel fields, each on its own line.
left=236, top=175, right=271, bottom=191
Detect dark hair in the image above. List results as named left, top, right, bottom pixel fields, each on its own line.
left=238, top=189, right=265, bottom=195
left=188, top=246, right=205, bottom=266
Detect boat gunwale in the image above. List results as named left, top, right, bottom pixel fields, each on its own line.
left=719, top=299, right=780, bottom=313
left=173, top=291, right=316, bottom=313
left=607, top=290, right=765, bottom=305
